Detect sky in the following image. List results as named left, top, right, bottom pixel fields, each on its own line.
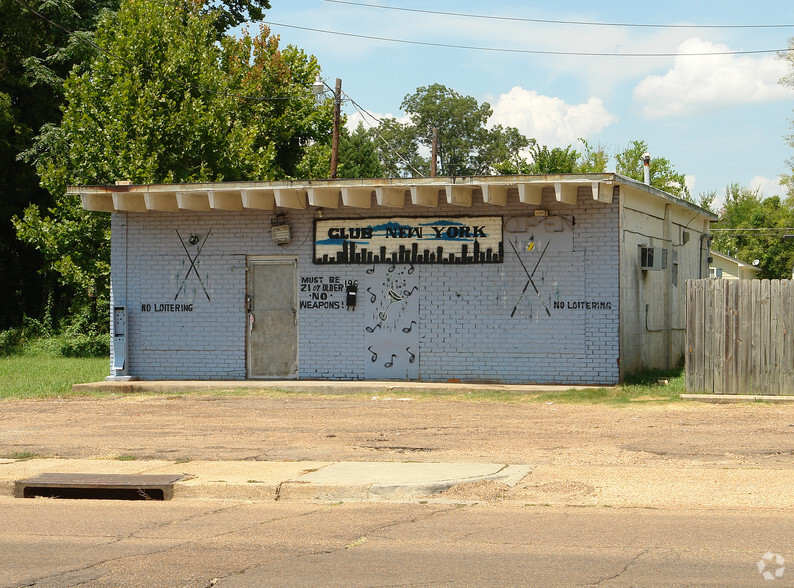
left=257, top=0, right=794, bottom=206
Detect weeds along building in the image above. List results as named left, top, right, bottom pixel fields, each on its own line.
left=74, top=174, right=716, bottom=384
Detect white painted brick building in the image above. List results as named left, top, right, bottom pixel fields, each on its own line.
left=76, top=174, right=715, bottom=384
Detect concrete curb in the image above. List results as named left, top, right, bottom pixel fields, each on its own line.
left=71, top=380, right=606, bottom=396
left=0, top=459, right=532, bottom=503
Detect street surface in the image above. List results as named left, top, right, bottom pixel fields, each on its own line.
left=2, top=498, right=792, bottom=587
left=2, top=392, right=794, bottom=586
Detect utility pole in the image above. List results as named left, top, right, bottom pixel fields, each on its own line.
left=330, top=78, right=342, bottom=179
left=312, top=75, right=343, bottom=180
left=431, top=127, right=438, bottom=177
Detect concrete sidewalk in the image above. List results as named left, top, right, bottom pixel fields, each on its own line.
left=0, top=458, right=532, bottom=502
left=4, top=457, right=794, bottom=508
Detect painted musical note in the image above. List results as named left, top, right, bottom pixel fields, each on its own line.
left=366, top=287, right=377, bottom=303
left=365, top=323, right=382, bottom=333
left=407, top=264, right=415, bottom=274
left=368, top=346, right=378, bottom=362
left=384, top=354, right=397, bottom=368
left=402, top=286, right=418, bottom=297
left=366, top=264, right=376, bottom=274
left=388, top=263, right=396, bottom=273
left=406, top=347, right=416, bottom=363
left=402, top=320, right=417, bottom=333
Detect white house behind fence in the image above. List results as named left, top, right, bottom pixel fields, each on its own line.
left=74, top=173, right=716, bottom=385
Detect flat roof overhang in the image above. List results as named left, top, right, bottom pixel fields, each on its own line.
left=71, top=173, right=715, bottom=220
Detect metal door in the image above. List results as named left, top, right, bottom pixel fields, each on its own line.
left=247, top=258, right=298, bottom=378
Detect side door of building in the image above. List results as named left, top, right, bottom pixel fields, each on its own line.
left=246, top=257, right=298, bottom=378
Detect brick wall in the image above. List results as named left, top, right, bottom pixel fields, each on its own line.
left=110, top=188, right=620, bottom=384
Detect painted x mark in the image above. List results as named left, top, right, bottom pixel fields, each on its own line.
left=509, top=238, right=551, bottom=317
left=175, top=229, right=212, bottom=302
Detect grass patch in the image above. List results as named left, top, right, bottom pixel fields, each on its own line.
left=116, top=455, right=138, bottom=461
left=0, top=350, right=687, bottom=406
left=0, top=354, right=108, bottom=399
left=0, top=452, right=45, bottom=461
left=533, top=369, right=685, bottom=406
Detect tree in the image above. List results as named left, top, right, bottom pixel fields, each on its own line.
left=0, top=0, right=117, bottom=330
left=369, top=117, right=426, bottom=178
left=400, top=84, right=493, bottom=176
left=615, top=139, right=691, bottom=201
left=338, top=123, right=383, bottom=179
left=14, top=0, right=332, bottom=332
left=710, top=183, right=794, bottom=279
left=203, top=0, right=271, bottom=36
left=528, top=142, right=579, bottom=174
left=488, top=125, right=531, bottom=175
left=0, top=0, right=272, bottom=332
left=371, top=84, right=529, bottom=177
left=575, top=139, right=609, bottom=173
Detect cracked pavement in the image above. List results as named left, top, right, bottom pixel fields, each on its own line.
left=3, top=394, right=794, bottom=585
left=3, top=499, right=791, bottom=587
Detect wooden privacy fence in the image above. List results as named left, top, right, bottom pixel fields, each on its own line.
left=686, top=279, right=794, bottom=395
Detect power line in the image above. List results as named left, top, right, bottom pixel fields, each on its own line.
left=325, top=0, right=794, bottom=30
left=265, top=21, right=788, bottom=57
left=14, top=0, right=427, bottom=177
left=10, top=0, right=297, bottom=103
left=345, top=94, right=425, bottom=177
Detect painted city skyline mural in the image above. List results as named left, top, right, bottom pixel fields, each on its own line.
left=314, top=216, right=503, bottom=265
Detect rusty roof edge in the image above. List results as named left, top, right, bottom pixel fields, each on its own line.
left=69, top=173, right=717, bottom=221
left=68, top=173, right=624, bottom=195
left=612, top=173, right=718, bottom=221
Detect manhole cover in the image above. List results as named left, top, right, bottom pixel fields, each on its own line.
left=15, top=473, right=185, bottom=500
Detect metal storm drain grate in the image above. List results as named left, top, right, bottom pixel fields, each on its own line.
left=15, top=473, right=185, bottom=501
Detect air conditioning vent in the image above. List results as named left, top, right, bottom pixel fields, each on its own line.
left=640, top=246, right=668, bottom=271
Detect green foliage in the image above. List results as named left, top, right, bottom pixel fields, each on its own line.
left=0, top=0, right=276, bottom=332
left=488, top=126, right=532, bottom=175
left=371, top=84, right=528, bottom=177
left=576, top=139, right=609, bottom=173
left=202, top=0, right=271, bottom=36
left=0, top=0, right=117, bottom=330
left=401, top=84, right=494, bottom=176
left=338, top=123, right=383, bottom=179
left=0, top=328, right=24, bottom=356
left=615, top=139, right=691, bottom=201
left=710, top=183, right=794, bottom=279
left=14, top=0, right=331, bottom=336
left=697, top=190, right=717, bottom=214
left=528, top=141, right=580, bottom=174
left=0, top=314, right=108, bottom=357
left=368, top=117, right=426, bottom=178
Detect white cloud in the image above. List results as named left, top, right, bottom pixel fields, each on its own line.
left=488, top=87, right=618, bottom=147
left=633, top=37, right=793, bottom=118
left=685, top=174, right=697, bottom=195
left=749, top=175, right=787, bottom=198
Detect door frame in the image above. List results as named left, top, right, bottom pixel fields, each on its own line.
left=245, top=255, right=299, bottom=379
